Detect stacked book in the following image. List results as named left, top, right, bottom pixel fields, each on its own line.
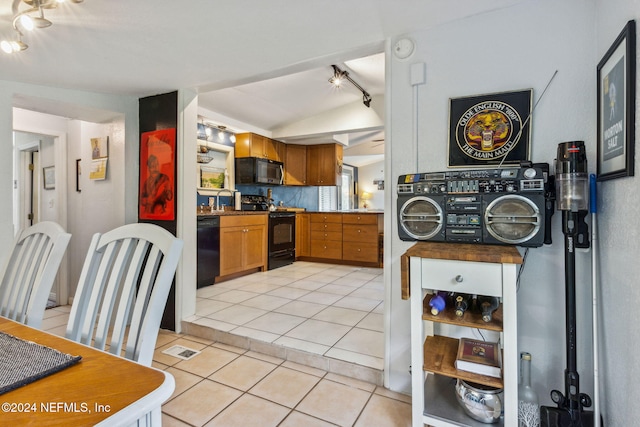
left=455, top=337, right=502, bottom=378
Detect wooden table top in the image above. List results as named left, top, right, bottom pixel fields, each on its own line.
left=0, top=317, right=173, bottom=426
left=403, top=241, right=523, bottom=264
left=400, top=242, right=523, bottom=299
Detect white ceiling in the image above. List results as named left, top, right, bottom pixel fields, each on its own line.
left=1, top=0, right=525, bottom=166
left=198, top=53, right=387, bottom=166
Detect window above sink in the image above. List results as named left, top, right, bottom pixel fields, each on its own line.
left=197, top=139, right=235, bottom=195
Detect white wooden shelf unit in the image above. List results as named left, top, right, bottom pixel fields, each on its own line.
left=405, top=242, right=523, bottom=427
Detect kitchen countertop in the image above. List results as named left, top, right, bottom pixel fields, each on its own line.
left=306, top=210, right=384, bottom=214
left=197, top=210, right=268, bottom=216
left=196, top=209, right=383, bottom=216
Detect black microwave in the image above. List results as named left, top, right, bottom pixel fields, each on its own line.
left=235, top=157, right=284, bottom=185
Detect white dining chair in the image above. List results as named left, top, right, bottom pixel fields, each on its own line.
left=0, top=221, right=71, bottom=328
left=66, top=223, right=183, bottom=367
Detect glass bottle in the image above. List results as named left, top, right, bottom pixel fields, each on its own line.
left=428, top=291, right=448, bottom=315
left=453, top=293, right=472, bottom=317
left=518, top=352, right=539, bottom=427
left=478, top=295, right=500, bottom=322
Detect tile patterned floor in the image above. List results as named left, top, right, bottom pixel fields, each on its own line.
left=183, top=262, right=385, bottom=384
left=42, top=300, right=411, bottom=427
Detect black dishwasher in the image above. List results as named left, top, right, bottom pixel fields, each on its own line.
left=197, top=216, right=220, bottom=288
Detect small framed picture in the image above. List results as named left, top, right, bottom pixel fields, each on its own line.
left=597, top=20, right=636, bottom=181
left=43, top=166, right=55, bottom=190
left=200, top=167, right=225, bottom=189
left=90, top=136, right=109, bottom=159
left=448, top=89, right=532, bottom=167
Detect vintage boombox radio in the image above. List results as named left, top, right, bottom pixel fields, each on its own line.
left=396, top=164, right=554, bottom=247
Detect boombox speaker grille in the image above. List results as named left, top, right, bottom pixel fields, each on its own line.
left=399, top=197, right=443, bottom=240
left=485, top=195, right=541, bottom=244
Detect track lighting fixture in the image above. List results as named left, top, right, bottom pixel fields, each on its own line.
left=0, top=32, right=28, bottom=53
left=329, top=64, right=372, bottom=108
left=1, top=0, right=85, bottom=54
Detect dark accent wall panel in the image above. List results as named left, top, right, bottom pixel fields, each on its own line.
left=139, top=91, right=178, bottom=330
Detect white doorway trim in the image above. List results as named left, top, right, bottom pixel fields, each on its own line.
left=13, top=125, right=69, bottom=307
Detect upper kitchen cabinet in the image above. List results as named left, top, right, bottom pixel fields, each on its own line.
left=306, top=143, right=343, bottom=186
left=284, top=144, right=307, bottom=185
left=235, top=132, right=284, bottom=162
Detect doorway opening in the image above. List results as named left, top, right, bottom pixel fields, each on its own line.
left=13, top=130, right=61, bottom=307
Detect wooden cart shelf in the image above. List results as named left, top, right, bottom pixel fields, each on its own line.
left=422, top=335, right=504, bottom=389
left=422, top=295, right=504, bottom=332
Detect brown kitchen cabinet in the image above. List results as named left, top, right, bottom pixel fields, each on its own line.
left=342, top=214, right=382, bottom=264
left=235, top=133, right=283, bottom=161
left=284, top=144, right=307, bottom=185
left=295, top=213, right=310, bottom=257
left=310, top=213, right=343, bottom=259
left=299, top=212, right=383, bottom=267
left=219, top=214, right=267, bottom=277
left=306, top=143, right=343, bottom=186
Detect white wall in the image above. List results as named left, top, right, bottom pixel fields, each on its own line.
left=37, top=137, right=56, bottom=222
left=594, top=1, right=640, bottom=425
left=2, top=82, right=138, bottom=304
left=66, top=119, right=126, bottom=298
left=177, top=89, right=199, bottom=329
left=357, top=160, right=384, bottom=210
left=386, top=0, right=598, bottom=410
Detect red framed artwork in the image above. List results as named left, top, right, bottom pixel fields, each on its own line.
left=139, top=128, right=176, bottom=221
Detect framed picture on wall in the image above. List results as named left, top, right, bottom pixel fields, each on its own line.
left=199, top=166, right=225, bottom=189
left=43, top=166, right=55, bottom=190
left=448, top=89, right=532, bottom=167
left=139, top=128, right=176, bottom=221
left=597, top=20, right=636, bottom=181
left=90, top=136, right=109, bottom=160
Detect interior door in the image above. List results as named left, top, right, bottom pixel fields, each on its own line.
left=17, top=146, right=40, bottom=231
left=14, top=131, right=63, bottom=308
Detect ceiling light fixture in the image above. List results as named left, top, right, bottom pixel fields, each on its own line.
left=0, top=31, right=28, bottom=53
left=1, top=0, right=85, bottom=54
left=329, top=64, right=372, bottom=108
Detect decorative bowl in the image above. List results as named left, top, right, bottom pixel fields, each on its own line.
left=454, top=379, right=503, bottom=424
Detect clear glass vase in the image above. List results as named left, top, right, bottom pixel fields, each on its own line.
left=518, top=352, right=539, bottom=427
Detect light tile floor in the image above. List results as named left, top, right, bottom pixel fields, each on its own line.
left=42, top=297, right=412, bottom=427
left=184, top=262, right=385, bottom=381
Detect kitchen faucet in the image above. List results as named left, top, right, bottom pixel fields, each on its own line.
left=216, top=189, right=234, bottom=210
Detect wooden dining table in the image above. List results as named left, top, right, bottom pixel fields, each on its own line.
left=0, top=316, right=174, bottom=426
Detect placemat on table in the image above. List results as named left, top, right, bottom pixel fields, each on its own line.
left=0, top=330, right=82, bottom=395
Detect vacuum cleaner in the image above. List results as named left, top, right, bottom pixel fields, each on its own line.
left=540, top=141, right=595, bottom=426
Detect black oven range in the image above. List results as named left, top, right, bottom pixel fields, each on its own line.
left=240, top=194, right=296, bottom=270
left=268, top=212, right=296, bottom=270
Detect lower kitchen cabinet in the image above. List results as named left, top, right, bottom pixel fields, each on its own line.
left=297, top=212, right=383, bottom=267
left=310, top=213, right=342, bottom=260
left=219, top=214, right=267, bottom=277
left=342, top=214, right=381, bottom=264
left=295, top=213, right=310, bottom=257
